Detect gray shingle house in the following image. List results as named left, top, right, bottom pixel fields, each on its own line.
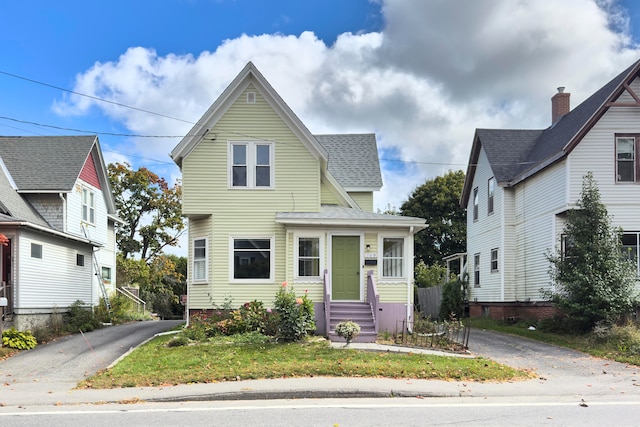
left=0, top=136, right=119, bottom=330
left=170, top=62, right=426, bottom=341
left=461, top=58, right=640, bottom=320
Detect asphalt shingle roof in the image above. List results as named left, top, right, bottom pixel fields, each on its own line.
left=0, top=135, right=97, bottom=191
left=0, top=164, right=49, bottom=226
left=276, top=204, right=426, bottom=227
left=314, top=134, right=383, bottom=190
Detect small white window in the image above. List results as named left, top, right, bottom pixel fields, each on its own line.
left=102, top=266, right=112, bottom=283
left=488, top=177, right=495, bottom=215
left=490, top=248, right=499, bottom=272
left=193, top=238, right=207, bottom=282
left=76, top=254, right=85, bottom=267
left=297, top=237, right=321, bottom=278
left=473, top=187, right=479, bottom=221
left=382, top=237, right=405, bottom=278
left=247, top=92, right=256, bottom=104
left=82, top=188, right=95, bottom=224
left=474, top=253, right=480, bottom=287
left=31, top=243, right=42, bottom=259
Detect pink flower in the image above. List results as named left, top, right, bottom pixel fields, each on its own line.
left=304, top=289, right=308, bottom=293
left=282, top=281, right=288, bottom=287
left=296, top=298, right=303, bottom=305
left=267, top=308, right=272, bottom=313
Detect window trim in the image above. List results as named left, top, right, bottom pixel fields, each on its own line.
left=472, top=187, right=479, bottom=221
left=76, top=253, right=85, bottom=267
left=228, top=140, right=275, bottom=189
left=82, top=188, right=96, bottom=224
left=474, top=253, right=480, bottom=287
left=295, top=235, right=323, bottom=280
left=229, top=236, right=275, bottom=283
left=487, top=177, right=495, bottom=215
left=102, top=266, right=112, bottom=283
left=192, top=237, right=208, bottom=283
left=31, top=243, right=42, bottom=259
left=490, top=248, right=499, bottom=273
left=379, top=236, right=406, bottom=280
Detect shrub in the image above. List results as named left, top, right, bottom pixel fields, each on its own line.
left=273, top=283, right=315, bottom=341
left=65, top=300, right=101, bottom=333
left=2, top=327, right=37, bottom=350
left=439, top=275, right=468, bottom=320
left=166, top=335, right=190, bottom=347
left=335, top=320, right=361, bottom=344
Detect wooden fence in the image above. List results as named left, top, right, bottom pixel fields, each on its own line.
left=416, top=285, right=443, bottom=319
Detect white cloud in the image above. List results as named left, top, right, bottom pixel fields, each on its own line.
left=54, top=0, right=640, bottom=221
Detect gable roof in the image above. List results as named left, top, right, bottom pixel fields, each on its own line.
left=0, top=161, right=50, bottom=227
left=314, top=134, right=383, bottom=191
left=462, top=58, right=640, bottom=206
left=0, top=135, right=118, bottom=214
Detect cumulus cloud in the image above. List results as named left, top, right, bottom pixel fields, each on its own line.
left=54, top=0, right=640, bottom=214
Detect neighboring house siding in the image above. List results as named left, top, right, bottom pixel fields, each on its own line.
left=467, top=149, right=502, bottom=302
left=502, top=187, right=517, bottom=300
left=15, top=230, right=92, bottom=311
left=568, top=105, right=640, bottom=230
left=188, top=216, right=213, bottom=309
left=349, top=192, right=374, bottom=212
left=24, top=194, right=64, bottom=231
left=99, top=220, right=117, bottom=294
left=513, top=160, right=566, bottom=300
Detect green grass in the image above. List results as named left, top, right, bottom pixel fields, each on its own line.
left=81, top=335, right=533, bottom=388
left=0, top=345, right=18, bottom=360
left=468, top=317, right=640, bottom=366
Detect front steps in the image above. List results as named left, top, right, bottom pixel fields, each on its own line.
left=328, top=301, right=377, bottom=343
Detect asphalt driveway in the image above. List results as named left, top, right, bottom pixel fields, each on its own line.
left=0, top=320, right=183, bottom=391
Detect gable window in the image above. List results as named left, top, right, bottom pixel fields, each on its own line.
left=616, top=136, right=637, bottom=182
left=474, top=253, right=480, bottom=287
left=229, top=141, right=274, bottom=189
left=76, top=254, right=85, bottom=267
left=82, top=188, right=95, bottom=224
left=297, top=237, right=320, bottom=278
left=490, top=248, right=499, bottom=272
left=488, top=177, right=495, bottom=215
left=382, top=237, right=405, bottom=278
left=473, top=187, right=479, bottom=221
left=232, top=237, right=273, bottom=281
left=31, top=243, right=42, bottom=259
left=193, top=238, right=207, bottom=282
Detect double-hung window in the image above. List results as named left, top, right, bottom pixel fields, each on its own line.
left=230, top=141, right=274, bottom=188
left=82, top=188, right=95, bottom=224
left=616, top=135, right=638, bottom=182
left=487, top=177, right=495, bottom=215
left=297, top=237, right=320, bottom=278
left=490, top=248, right=499, bottom=272
left=193, top=238, right=207, bottom=282
left=232, top=237, right=273, bottom=281
left=382, top=237, right=405, bottom=278
left=474, top=253, right=480, bottom=287
left=472, top=187, right=479, bottom=221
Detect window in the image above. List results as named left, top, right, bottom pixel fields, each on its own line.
left=232, top=238, right=273, bottom=281
left=490, top=248, right=499, bottom=272
left=474, top=253, right=480, bottom=287
left=616, top=136, right=636, bottom=182
left=382, top=237, right=404, bottom=278
left=193, top=238, right=207, bottom=282
left=102, top=267, right=112, bottom=283
left=229, top=141, right=274, bottom=188
left=297, top=237, right=320, bottom=278
left=82, top=188, right=95, bottom=224
left=76, top=254, right=85, bottom=266
left=622, top=232, right=640, bottom=277
left=488, top=177, right=495, bottom=215
left=473, top=187, right=479, bottom=221
left=31, top=243, right=42, bottom=259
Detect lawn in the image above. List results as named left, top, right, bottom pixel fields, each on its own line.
left=81, top=334, right=532, bottom=388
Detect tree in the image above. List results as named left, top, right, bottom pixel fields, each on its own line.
left=544, top=172, right=639, bottom=331
left=400, top=170, right=466, bottom=265
left=108, top=162, right=185, bottom=262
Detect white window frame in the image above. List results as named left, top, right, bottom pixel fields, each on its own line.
left=616, top=136, right=637, bottom=183
left=228, top=141, right=275, bottom=189
left=82, top=188, right=96, bottom=224
left=192, top=237, right=208, bottom=283
left=472, top=187, right=479, bottom=221
left=379, top=235, right=406, bottom=280
left=295, top=235, right=323, bottom=280
left=102, top=266, right=112, bottom=283
left=490, top=248, right=499, bottom=273
left=229, top=236, right=275, bottom=283
left=76, top=253, right=85, bottom=267
left=31, top=243, right=42, bottom=259
left=488, top=177, right=495, bottom=215
left=474, top=253, right=480, bottom=287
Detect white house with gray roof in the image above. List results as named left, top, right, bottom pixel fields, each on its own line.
left=171, top=62, right=426, bottom=341
left=0, top=135, right=119, bottom=330
left=461, top=58, right=640, bottom=321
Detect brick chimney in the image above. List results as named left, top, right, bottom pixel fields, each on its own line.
left=551, top=86, right=570, bottom=124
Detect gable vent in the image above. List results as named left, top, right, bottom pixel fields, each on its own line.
left=247, top=92, right=256, bottom=104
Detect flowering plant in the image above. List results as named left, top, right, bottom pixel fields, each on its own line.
left=335, top=320, right=361, bottom=344
left=273, top=282, right=315, bottom=341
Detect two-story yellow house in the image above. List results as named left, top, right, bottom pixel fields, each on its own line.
left=171, top=62, right=426, bottom=341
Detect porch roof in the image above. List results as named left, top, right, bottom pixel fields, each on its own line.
left=276, top=204, right=427, bottom=230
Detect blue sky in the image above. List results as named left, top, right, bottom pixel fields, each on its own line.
left=3, top=0, right=640, bottom=255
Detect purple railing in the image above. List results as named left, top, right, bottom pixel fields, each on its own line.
left=366, top=270, right=379, bottom=334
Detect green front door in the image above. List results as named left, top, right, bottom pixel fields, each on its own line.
left=331, top=236, right=360, bottom=300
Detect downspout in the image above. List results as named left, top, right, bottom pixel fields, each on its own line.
left=407, top=226, right=414, bottom=333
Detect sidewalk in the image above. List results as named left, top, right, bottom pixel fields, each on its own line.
left=1, top=341, right=639, bottom=408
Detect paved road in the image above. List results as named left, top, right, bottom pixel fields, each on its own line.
left=0, top=320, right=183, bottom=393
